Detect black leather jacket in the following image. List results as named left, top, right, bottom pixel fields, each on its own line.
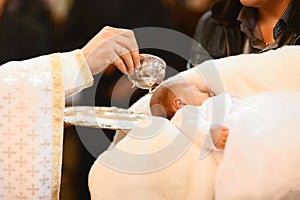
left=188, top=0, right=300, bottom=67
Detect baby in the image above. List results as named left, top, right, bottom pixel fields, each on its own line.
left=150, top=80, right=228, bottom=150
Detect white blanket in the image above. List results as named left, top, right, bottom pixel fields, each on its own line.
left=180, top=46, right=300, bottom=97
left=89, top=117, right=217, bottom=200
left=89, top=92, right=300, bottom=199
left=216, top=92, right=300, bottom=200
left=171, top=92, right=300, bottom=199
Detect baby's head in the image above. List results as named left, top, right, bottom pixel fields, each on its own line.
left=150, top=80, right=210, bottom=119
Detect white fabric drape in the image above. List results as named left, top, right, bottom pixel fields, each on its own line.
left=170, top=92, right=300, bottom=199
left=216, top=92, right=300, bottom=200
left=89, top=117, right=217, bottom=200
left=181, top=45, right=300, bottom=97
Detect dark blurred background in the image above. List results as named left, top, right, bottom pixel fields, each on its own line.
left=0, top=0, right=215, bottom=199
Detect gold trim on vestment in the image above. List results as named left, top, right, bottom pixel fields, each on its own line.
left=72, top=49, right=93, bottom=84
left=72, top=50, right=85, bottom=69
left=50, top=53, right=65, bottom=200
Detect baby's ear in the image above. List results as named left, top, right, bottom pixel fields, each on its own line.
left=174, top=98, right=184, bottom=109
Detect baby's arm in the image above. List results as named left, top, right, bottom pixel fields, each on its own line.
left=210, top=125, right=229, bottom=150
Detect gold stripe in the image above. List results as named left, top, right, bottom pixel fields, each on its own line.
left=72, top=49, right=93, bottom=84
left=72, top=49, right=86, bottom=70
left=50, top=53, right=65, bottom=200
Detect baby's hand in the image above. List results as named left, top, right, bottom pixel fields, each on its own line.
left=210, top=126, right=229, bottom=150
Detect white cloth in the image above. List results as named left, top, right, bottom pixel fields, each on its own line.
left=89, top=117, right=217, bottom=200
left=0, top=50, right=93, bottom=200
left=171, top=93, right=232, bottom=162
left=170, top=92, right=300, bottom=199
left=111, top=94, right=152, bottom=146
left=87, top=93, right=247, bottom=200
left=215, top=92, right=300, bottom=200
left=180, top=45, right=300, bottom=97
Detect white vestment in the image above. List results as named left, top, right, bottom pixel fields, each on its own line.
left=0, top=50, right=93, bottom=199
left=89, top=46, right=300, bottom=199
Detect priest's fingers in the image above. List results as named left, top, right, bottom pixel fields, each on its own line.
left=81, top=26, right=140, bottom=75
left=109, top=27, right=140, bottom=68
left=110, top=30, right=140, bottom=71
left=110, top=52, right=128, bottom=74
left=131, top=49, right=140, bottom=69
left=114, top=44, right=134, bottom=74
left=116, top=35, right=140, bottom=68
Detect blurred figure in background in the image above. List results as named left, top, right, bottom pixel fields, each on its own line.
left=41, top=0, right=73, bottom=27
left=185, top=0, right=215, bottom=13
left=188, top=0, right=300, bottom=67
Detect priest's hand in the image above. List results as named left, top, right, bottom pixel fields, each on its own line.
left=82, top=26, right=140, bottom=75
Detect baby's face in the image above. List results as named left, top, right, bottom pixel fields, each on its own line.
left=191, top=85, right=210, bottom=105
left=177, top=84, right=210, bottom=106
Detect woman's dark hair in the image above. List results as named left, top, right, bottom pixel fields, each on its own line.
left=211, top=0, right=243, bottom=26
